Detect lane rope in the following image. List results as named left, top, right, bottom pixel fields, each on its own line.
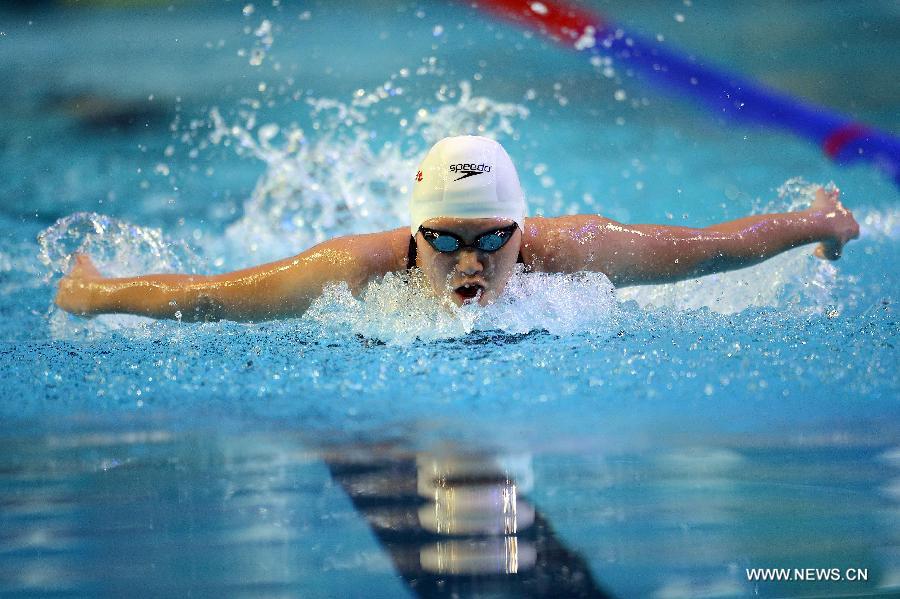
left=473, top=0, right=900, bottom=186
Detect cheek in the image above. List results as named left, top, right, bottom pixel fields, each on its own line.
left=488, top=266, right=514, bottom=293
left=422, top=256, right=454, bottom=290
left=488, top=246, right=519, bottom=278
left=485, top=257, right=519, bottom=299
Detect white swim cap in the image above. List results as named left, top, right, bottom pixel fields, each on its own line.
left=410, top=136, right=526, bottom=234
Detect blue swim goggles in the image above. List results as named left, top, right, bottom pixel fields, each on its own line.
left=418, top=223, right=518, bottom=253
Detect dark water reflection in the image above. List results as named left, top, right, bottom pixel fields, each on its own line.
left=324, top=447, right=608, bottom=596
left=0, top=427, right=896, bottom=598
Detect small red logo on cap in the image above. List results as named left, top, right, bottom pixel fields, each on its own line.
left=415, top=170, right=423, bottom=182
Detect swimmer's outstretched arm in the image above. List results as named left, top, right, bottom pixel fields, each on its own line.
left=536, top=187, right=859, bottom=286
left=54, top=228, right=410, bottom=321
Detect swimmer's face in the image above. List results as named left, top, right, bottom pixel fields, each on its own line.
left=416, top=217, right=522, bottom=307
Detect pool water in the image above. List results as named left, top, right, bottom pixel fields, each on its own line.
left=1, top=1, right=898, bottom=597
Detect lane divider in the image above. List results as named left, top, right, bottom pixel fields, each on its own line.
left=471, top=0, right=900, bottom=186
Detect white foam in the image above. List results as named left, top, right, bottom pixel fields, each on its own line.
left=303, top=266, right=617, bottom=344
left=617, top=247, right=839, bottom=314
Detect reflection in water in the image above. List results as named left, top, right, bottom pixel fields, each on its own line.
left=416, top=453, right=535, bottom=538
left=0, top=430, right=404, bottom=596
left=416, top=453, right=536, bottom=572
left=879, top=446, right=900, bottom=591
left=2, top=428, right=897, bottom=597
left=419, top=537, right=537, bottom=576
left=324, top=448, right=611, bottom=597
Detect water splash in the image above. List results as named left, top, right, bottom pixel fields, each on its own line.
left=617, top=248, right=838, bottom=314
left=207, top=81, right=531, bottom=263
left=37, top=212, right=202, bottom=283
left=858, top=206, right=900, bottom=240
left=774, top=176, right=836, bottom=211
left=36, top=213, right=204, bottom=339
left=210, top=106, right=411, bottom=263
left=413, top=81, right=530, bottom=144
left=304, top=266, right=617, bottom=344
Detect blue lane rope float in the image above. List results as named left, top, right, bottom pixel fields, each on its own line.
left=473, top=0, right=900, bottom=187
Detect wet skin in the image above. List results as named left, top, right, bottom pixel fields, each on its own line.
left=415, top=217, right=522, bottom=308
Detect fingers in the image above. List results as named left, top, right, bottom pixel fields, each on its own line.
left=813, top=186, right=841, bottom=208
left=70, top=253, right=102, bottom=278
left=74, top=253, right=96, bottom=268
left=71, top=254, right=88, bottom=272
left=809, top=186, right=858, bottom=261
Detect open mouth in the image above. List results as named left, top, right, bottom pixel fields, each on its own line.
left=454, top=283, right=484, bottom=303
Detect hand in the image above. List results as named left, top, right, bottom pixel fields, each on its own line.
left=807, top=187, right=859, bottom=260
left=55, top=254, right=103, bottom=315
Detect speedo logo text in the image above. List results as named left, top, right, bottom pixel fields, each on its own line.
left=449, top=163, right=492, bottom=181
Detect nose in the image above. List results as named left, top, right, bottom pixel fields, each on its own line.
left=455, top=249, right=484, bottom=276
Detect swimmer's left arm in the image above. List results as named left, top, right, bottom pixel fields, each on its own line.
left=536, top=188, right=859, bottom=286
left=54, top=229, right=411, bottom=321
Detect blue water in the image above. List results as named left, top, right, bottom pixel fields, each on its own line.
left=1, top=2, right=898, bottom=597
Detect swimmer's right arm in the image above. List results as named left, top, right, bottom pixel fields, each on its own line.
left=54, top=228, right=410, bottom=322
left=527, top=187, right=859, bottom=286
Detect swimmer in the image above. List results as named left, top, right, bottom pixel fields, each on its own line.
left=55, top=135, right=860, bottom=322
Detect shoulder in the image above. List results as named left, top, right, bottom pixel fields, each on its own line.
left=325, top=227, right=410, bottom=276
left=521, top=215, right=617, bottom=273
left=523, top=214, right=614, bottom=237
